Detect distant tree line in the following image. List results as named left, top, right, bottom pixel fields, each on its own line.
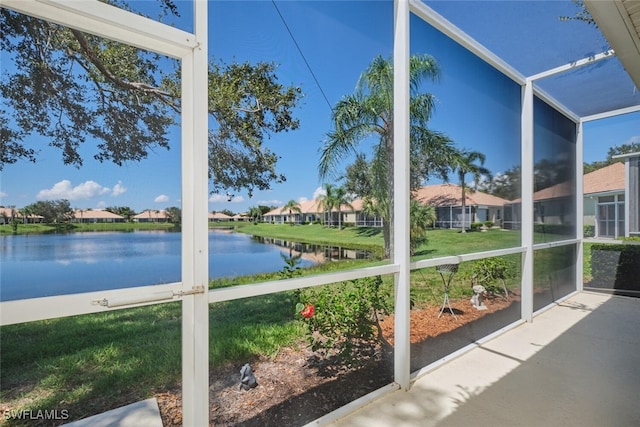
left=583, top=142, right=640, bottom=174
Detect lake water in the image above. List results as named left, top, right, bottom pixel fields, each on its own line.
left=0, top=229, right=337, bottom=301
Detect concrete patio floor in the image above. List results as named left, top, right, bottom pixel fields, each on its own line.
left=329, top=291, right=640, bottom=427
left=62, top=398, right=163, bottom=427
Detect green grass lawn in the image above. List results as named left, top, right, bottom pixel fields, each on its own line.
left=231, top=222, right=522, bottom=261
left=232, top=222, right=385, bottom=255
left=0, top=222, right=177, bottom=234
left=1, top=225, right=587, bottom=424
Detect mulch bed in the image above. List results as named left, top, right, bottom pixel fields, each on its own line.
left=156, top=293, right=519, bottom=426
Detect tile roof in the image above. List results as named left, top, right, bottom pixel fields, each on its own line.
left=133, top=210, right=168, bottom=219
left=73, top=209, right=124, bottom=219
left=264, top=198, right=365, bottom=216
left=0, top=207, right=43, bottom=219
left=583, top=162, right=625, bottom=195
left=209, top=212, right=232, bottom=220
left=414, top=183, right=511, bottom=207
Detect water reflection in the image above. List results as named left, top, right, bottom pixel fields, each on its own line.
left=252, top=236, right=375, bottom=263
left=1, top=230, right=375, bottom=301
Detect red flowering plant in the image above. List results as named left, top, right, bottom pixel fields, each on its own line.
left=297, top=276, right=392, bottom=366
left=296, top=303, right=315, bottom=318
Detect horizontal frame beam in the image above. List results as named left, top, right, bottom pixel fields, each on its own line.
left=0, top=282, right=183, bottom=326
left=528, top=50, right=616, bottom=82
left=0, top=0, right=197, bottom=58
left=409, top=0, right=526, bottom=85
left=209, top=264, right=400, bottom=303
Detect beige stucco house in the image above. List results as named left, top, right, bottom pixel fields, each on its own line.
left=583, top=162, right=625, bottom=238
left=414, top=183, right=510, bottom=229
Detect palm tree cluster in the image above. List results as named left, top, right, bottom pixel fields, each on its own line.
left=317, top=183, right=353, bottom=230
left=319, top=54, right=492, bottom=256
left=280, top=200, right=302, bottom=226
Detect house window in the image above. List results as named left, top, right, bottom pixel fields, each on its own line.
left=596, top=194, right=625, bottom=238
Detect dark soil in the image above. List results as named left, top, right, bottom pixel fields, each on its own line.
left=156, top=293, right=518, bottom=426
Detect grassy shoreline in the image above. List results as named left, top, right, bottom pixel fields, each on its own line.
left=0, top=222, right=178, bottom=234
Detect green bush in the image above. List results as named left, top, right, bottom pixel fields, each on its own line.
left=583, top=224, right=595, bottom=238
left=297, top=276, right=392, bottom=366
left=533, top=223, right=574, bottom=236
left=470, top=222, right=483, bottom=231
left=470, top=257, right=514, bottom=298
left=590, top=244, right=640, bottom=291
left=483, top=221, right=494, bottom=228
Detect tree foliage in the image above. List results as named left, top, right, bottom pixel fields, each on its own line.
left=343, top=153, right=373, bottom=198
left=320, top=54, right=456, bottom=256
left=247, top=206, right=263, bottom=223
left=104, top=206, right=136, bottom=221
left=451, top=149, right=492, bottom=233
left=24, top=199, right=73, bottom=223
left=317, top=183, right=338, bottom=227
left=409, top=199, right=435, bottom=255
left=317, top=183, right=353, bottom=229
left=481, top=165, right=521, bottom=201
left=280, top=199, right=302, bottom=225
left=558, top=0, right=597, bottom=27
left=0, top=4, right=302, bottom=196
left=298, top=276, right=392, bottom=365
left=165, top=206, right=181, bottom=224
left=583, top=141, right=640, bottom=174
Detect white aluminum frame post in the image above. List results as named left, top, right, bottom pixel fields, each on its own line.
left=181, top=1, right=209, bottom=425
left=393, top=0, right=411, bottom=391
left=521, top=80, right=535, bottom=322
left=0, top=1, right=211, bottom=424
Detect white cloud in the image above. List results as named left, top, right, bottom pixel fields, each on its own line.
left=624, top=135, right=640, bottom=144
left=154, top=194, right=169, bottom=203
left=209, top=193, right=245, bottom=203
left=0, top=191, right=7, bottom=198
left=256, top=199, right=282, bottom=206
left=36, top=180, right=110, bottom=201
left=312, top=186, right=326, bottom=199
left=298, top=196, right=308, bottom=203
left=111, top=181, right=127, bottom=197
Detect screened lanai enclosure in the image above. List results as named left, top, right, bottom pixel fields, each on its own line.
left=1, top=0, right=639, bottom=426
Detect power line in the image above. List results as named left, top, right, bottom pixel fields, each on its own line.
left=271, top=0, right=333, bottom=112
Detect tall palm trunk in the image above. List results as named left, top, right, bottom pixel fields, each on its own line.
left=460, top=179, right=467, bottom=233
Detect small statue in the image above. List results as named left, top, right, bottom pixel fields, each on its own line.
left=239, top=363, right=257, bottom=391
left=470, top=285, right=487, bottom=310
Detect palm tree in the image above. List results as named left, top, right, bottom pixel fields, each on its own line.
left=317, top=183, right=337, bottom=227
left=19, top=205, right=33, bottom=224
left=452, top=149, right=492, bottom=233
left=319, top=54, right=454, bottom=257
left=333, top=186, right=353, bottom=230
left=248, top=206, right=262, bottom=224
left=410, top=198, right=436, bottom=255
left=280, top=200, right=302, bottom=225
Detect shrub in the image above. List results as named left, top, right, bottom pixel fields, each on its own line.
left=470, top=222, right=483, bottom=231
left=483, top=221, right=494, bottom=228
left=590, top=244, right=640, bottom=292
left=297, top=276, right=392, bottom=366
left=533, top=223, right=574, bottom=236
left=470, top=257, right=514, bottom=298
left=583, top=224, right=595, bottom=238
left=279, top=253, right=303, bottom=279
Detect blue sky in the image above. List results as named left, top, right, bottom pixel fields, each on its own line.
left=1, top=1, right=638, bottom=214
